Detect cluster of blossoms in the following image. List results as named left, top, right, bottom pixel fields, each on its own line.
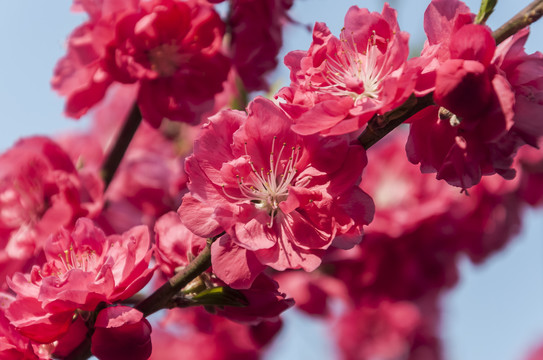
left=1, top=0, right=542, bottom=359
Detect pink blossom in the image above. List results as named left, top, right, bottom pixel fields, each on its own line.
left=51, top=0, right=137, bottom=118
left=326, top=131, right=522, bottom=301
left=277, top=3, right=418, bottom=135
left=493, top=28, right=543, bottom=147
left=336, top=300, right=421, bottom=360
left=5, top=218, right=155, bottom=343
left=0, top=137, right=103, bottom=289
left=0, top=293, right=40, bottom=359
left=91, top=306, right=152, bottom=360
left=328, top=226, right=461, bottom=302
left=407, top=0, right=543, bottom=189
left=229, top=0, right=294, bottom=91
left=362, top=131, right=460, bottom=238
left=104, top=0, right=230, bottom=127
left=151, top=307, right=282, bottom=360
left=178, top=96, right=374, bottom=281
left=54, top=0, right=230, bottom=127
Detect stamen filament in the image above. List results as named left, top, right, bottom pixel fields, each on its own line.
left=222, top=138, right=311, bottom=228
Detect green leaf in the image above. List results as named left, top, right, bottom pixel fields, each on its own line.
left=475, top=0, right=498, bottom=24
left=191, top=286, right=249, bottom=307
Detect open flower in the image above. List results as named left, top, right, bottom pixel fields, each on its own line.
left=179, top=97, right=374, bottom=284
left=104, top=0, right=230, bottom=126
left=5, top=218, right=156, bottom=343
left=53, top=0, right=230, bottom=127
left=407, top=0, right=543, bottom=189
left=277, top=3, right=417, bottom=136
left=0, top=137, right=103, bottom=289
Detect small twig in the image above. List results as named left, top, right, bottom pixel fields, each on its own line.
left=493, top=0, right=543, bottom=44
left=100, top=104, right=142, bottom=190
left=136, top=233, right=225, bottom=317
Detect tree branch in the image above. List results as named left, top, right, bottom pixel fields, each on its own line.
left=100, top=104, right=142, bottom=190
left=136, top=233, right=225, bottom=317
left=358, top=93, right=434, bottom=150
left=493, top=0, right=543, bottom=44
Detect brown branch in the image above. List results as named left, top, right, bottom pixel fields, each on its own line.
left=100, top=104, right=142, bottom=190
left=358, top=93, right=434, bottom=150
left=493, top=0, right=543, bottom=44
left=136, top=233, right=225, bottom=317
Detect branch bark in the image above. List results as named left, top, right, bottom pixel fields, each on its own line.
left=136, top=233, right=224, bottom=317
left=358, top=93, right=434, bottom=150
left=493, top=0, right=543, bottom=44
left=100, top=104, right=142, bottom=190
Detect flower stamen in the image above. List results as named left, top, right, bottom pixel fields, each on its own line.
left=312, top=30, right=391, bottom=103
left=222, top=137, right=311, bottom=227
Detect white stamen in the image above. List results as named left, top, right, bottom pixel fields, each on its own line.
left=312, top=30, right=391, bottom=102
left=223, top=138, right=311, bottom=228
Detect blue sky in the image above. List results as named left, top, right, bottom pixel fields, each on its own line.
left=1, top=1, right=542, bottom=359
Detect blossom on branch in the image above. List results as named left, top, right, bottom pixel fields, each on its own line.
left=407, top=0, right=543, bottom=189
left=277, top=3, right=418, bottom=136
left=179, top=97, right=374, bottom=285
left=0, top=137, right=103, bottom=290
left=329, top=131, right=522, bottom=301
left=4, top=218, right=155, bottom=344
left=53, top=0, right=230, bottom=127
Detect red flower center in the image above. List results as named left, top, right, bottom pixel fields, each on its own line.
left=148, top=43, right=185, bottom=77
